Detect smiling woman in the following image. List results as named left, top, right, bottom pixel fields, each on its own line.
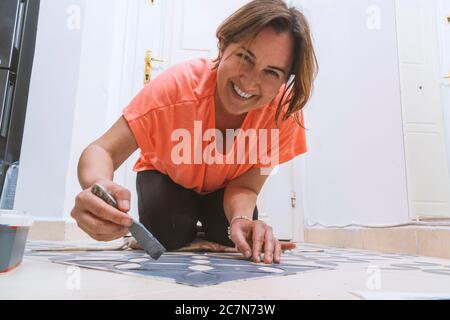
left=73, top=0, right=317, bottom=265
left=215, top=28, right=294, bottom=119
left=214, top=0, right=318, bottom=126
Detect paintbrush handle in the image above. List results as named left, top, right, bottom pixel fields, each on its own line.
left=91, top=183, right=119, bottom=209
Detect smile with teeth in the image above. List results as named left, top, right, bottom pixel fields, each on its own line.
left=232, top=83, right=254, bottom=100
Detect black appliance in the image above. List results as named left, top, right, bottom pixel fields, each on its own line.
left=0, top=0, right=40, bottom=198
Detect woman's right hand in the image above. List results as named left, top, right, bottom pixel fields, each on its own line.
left=71, top=179, right=133, bottom=241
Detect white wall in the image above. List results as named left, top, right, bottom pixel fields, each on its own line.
left=15, top=0, right=127, bottom=220
left=14, top=0, right=86, bottom=219
left=61, top=0, right=130, bottom=220
left=295, top=0, right=410, bottom=227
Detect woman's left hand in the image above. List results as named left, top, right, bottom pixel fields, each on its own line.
left=228, top=219, right=296, bottom=264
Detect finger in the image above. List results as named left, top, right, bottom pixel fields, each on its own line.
left=230, top=226, right=252, bottom=259
left=263, top=227, right=275, bottom=264
left=76, top=211, right=128, bottom=237
left=280, top=241, right=296, bottom=252
left=251, top=222, right=266, bottom=263
left=274, top=240, right=282, bottom=264
left=108, top=184, right=132, bottom=212
left=94, top=228, right=130, bottom=242
left=76, top=218, right=128, bottom=242
left=78, top=191, right=132, bottom=227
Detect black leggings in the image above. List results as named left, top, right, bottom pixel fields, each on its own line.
left=136, top=170, right=258, bottom=250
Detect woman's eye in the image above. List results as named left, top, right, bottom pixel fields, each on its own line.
left=266, top=70, right=280, bottom=78
left=236, top=53, right=253, bottom=64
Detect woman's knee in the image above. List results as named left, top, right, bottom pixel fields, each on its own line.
left=136, top=206, right=198, bottom=251
left=148, top=211, right=198, bottom=250
left=135, top=170, right=199, bottom=251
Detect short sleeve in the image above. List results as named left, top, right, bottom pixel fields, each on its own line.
left=122, top=87, right=155, bottom=155
left=254, top=111, right=308, bottom=168
left=122, top=63, right=191, bottom=155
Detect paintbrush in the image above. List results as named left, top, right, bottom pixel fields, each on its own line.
left=91, top=183, right=166, bottom=260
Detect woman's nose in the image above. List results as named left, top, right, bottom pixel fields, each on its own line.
left=240, top=69, right=261, bottom=91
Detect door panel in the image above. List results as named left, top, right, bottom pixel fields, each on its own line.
left=396, top=0, right=450, bottom=218
left=437, top=0, right=450, bottom=176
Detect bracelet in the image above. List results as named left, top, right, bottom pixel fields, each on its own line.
left=227, top=215, right=252, bottom=239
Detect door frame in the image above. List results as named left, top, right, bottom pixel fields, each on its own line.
left=436, top=0, right=450, bottom=169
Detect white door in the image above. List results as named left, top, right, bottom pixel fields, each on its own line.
left=437, top=0, right=450, bottom=174
left=396, top=0, right=450, bottom=218
left=117, top=0, right=297, bottom=240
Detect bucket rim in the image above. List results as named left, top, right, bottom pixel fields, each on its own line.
left=0, top=212, right=33, bottom=227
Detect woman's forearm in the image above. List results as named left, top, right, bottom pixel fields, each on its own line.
left=77, top=116, right=139, bottom=190
left=223, top=185, right=258, bottom=222
left=77, top=144, right=115, bottom=190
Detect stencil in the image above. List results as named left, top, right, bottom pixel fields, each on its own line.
left=25, top=242, right=327, bottom=286
left=49, top=251, right=325, bottom=287
left=25, top=241, right=450, bottom=287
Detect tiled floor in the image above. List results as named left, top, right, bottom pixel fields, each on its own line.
left=1, top=241, right=450, bottom=300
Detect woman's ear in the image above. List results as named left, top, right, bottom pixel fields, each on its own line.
left=216, top=39, right=228, bottom=64
left=219, top=39, right=225, bottom=55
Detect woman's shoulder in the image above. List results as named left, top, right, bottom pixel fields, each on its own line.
left=123, top=58, right=215, bottom=120
left=176, top=58, right=216, bottom=98
left=151, top=58, right=216, bottom=103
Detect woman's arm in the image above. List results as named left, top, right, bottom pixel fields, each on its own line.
left=223, top=167, right=270, bottom=222
left=71, top=116, right=139, bottom=241
left=224, top=167, right=273, bottom=262
left=78, top=116, right=138, bottom=189
left=224, top=166, right=296, bottom=264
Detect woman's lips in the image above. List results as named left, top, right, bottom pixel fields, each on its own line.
left=230, top=81, right=256, bottom=101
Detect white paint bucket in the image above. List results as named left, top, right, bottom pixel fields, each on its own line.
left=0, top=210, right=33, bottom=273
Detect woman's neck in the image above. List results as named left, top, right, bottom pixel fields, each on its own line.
left=214, top=95, right=246, bottom=126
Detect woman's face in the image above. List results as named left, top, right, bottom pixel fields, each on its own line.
left=216, top=27, right=294, bottom=117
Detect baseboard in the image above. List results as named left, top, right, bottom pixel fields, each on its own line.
left=28, top=221, right=91, bottom=241
left=305, top=226, right=450, bottom=260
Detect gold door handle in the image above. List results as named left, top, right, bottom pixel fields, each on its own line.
left=144, top=50, right=164, bottom=85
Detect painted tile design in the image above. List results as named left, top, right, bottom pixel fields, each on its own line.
left=25, top=241, right=327, bottom=287
left=25, top=241, right=450, bottom=287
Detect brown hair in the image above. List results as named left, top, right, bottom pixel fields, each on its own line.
left=213, top=0, right=318, bottom=128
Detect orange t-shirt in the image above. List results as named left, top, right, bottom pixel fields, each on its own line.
left=123, top=58, right=307, bottom=194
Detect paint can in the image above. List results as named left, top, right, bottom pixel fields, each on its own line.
left=0, top=210, right=33, bottom=273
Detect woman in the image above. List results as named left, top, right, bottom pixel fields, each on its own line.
left=71, top=0, right=317, bottom=264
